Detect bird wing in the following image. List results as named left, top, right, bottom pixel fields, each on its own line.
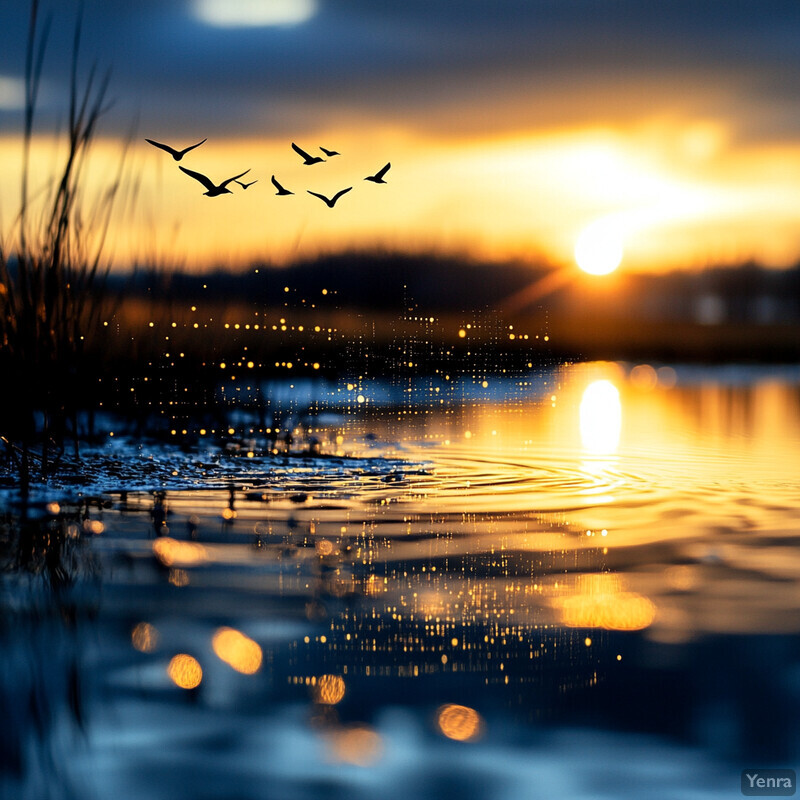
left=179, top=138, right=207, bottom=156
left=306, top=190, right=329, bottom=204
left=271, top=175, right=288, bottom=192
left=292, top=142, right=313, bottom=160
left=219, top=169, right=251, bottom=188
left=331, top=187, right=352, bottom=204
left=375, top=162, right=391, bottom=179
left=179, top=165, right=216, bottom=190
left=145, top=138, right=177, bottom=156
left=320, top=147, right=339, bottom=156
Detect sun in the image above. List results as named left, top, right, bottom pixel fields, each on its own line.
left=574, top=220, right=624, bottom=275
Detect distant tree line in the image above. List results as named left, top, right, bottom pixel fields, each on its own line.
left=112, top=251, right=800, bottom=324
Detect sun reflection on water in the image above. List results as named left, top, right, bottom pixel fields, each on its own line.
left=580, top=379, right=622, bottom=455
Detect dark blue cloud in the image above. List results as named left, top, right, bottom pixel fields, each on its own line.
left=1, top=0, right=800, bottom=141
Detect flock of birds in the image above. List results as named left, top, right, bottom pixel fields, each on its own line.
left=145, top=137, right=391, bottom=207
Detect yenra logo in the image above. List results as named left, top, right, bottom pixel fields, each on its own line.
left=742, top=770, right=796, bottom=796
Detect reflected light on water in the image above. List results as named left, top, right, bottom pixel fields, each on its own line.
left=324, top=725, right=384, bottom=767
left=167, top=654, right=203, bottom=689
left=84, top=519, right=105, bottom=535
left=169, top=568, right=191, bottom=587
left=580, top=379, right=622, bottom=454
left=153, top=537, right=208, bottom=567
left=314, top=674, right=346, bottom=705
left=131, top=622, right=159, bottom=653
left=436, top=704, right=485, bottom=742
left=553, top=574, right=656, bottom=631
left=211, top=627, right=263, bottom=674
left=315, top=539, right=335, bottom=557
left=629, top=363, right=658, bottom=391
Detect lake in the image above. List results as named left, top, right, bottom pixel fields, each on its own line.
left=2, top=360, right=800, bottom=799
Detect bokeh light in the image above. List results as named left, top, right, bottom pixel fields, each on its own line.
left=131, top=622, right=160, bottom=653
left=167, top=654, right=203, bottom=689
left=211, top=627, right=263, bottom=674
left=314, top=674, right=346, bottom=705
left=436, top=704, right=485, bottom=742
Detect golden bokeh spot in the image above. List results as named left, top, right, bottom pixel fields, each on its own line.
left=153, top=537, right=208, bottom=567
left=436, top=703, right=485, bottom=742
left=211, top=627, right=263, bottom=674
left=324, top=725, right=383, bottom=767
left=84, top=519, right=105, bottom=535
left=169, top=568, right=190, bottom=587
left=167, top=654, right=203, bottom=689
left=131, top=622, right=159, bottom=653
left=316, top=539, right=334, bottom=557
left=553, top=574, right=656, bottom=631
left=629, top=363, right=658, bottom=390
left=314, top=674, right=345, bottom=705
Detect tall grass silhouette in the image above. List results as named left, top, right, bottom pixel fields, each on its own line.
left=0, top=1, right=127, bottom=489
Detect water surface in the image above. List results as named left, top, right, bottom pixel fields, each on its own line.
left=3, top=362, right=800, bottom=799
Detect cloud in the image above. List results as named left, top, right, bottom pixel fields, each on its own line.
left=192, top=0, right=318, bottom=28
left=0, top=0, right=799, bottom=143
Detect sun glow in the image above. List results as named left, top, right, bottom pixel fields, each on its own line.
left=575, top=219, right=624, bottom=275
left=7, top=115, right=800, bottom=271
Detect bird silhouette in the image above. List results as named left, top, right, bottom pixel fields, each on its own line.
left=320, top=146, right=340, bottom=157
left=271, top=175, right=294, bottom=195
left=307, top=187, right=352, bottom=208
left=292, top=142, right=325, bottom=165
left=179, top=166, right=251, bottom=196
left=365, top=162, right=391, bottom=183
left=145, top=137, right=207, bottom=160
left=235, top=179, right=258, bottom=189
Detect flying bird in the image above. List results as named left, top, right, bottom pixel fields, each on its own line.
left=365, top=162, right=391, bottom=184
left=320, top=146, right=340, bottom=157
left=271, top=175, right=294, bottom=195
left=145, top=137, right=207, bottom=161
left=292, top=142, right=325, bottom=165
left=179, top=166, right=251, bottom=197
left=307, top=187, right=352, bottom=208
left=235, top=179, right=258, bottom=189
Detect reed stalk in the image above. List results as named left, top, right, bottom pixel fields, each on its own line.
left=0, top=0, right=126, bottom=490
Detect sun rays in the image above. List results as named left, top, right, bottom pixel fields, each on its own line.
left=7, top=117, right=800, bottom=271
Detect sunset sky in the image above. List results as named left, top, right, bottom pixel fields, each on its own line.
left=3, top=0, right=800, bottom=272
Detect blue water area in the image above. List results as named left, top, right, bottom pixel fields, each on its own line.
left=2, top=363, right=800, bottom=799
